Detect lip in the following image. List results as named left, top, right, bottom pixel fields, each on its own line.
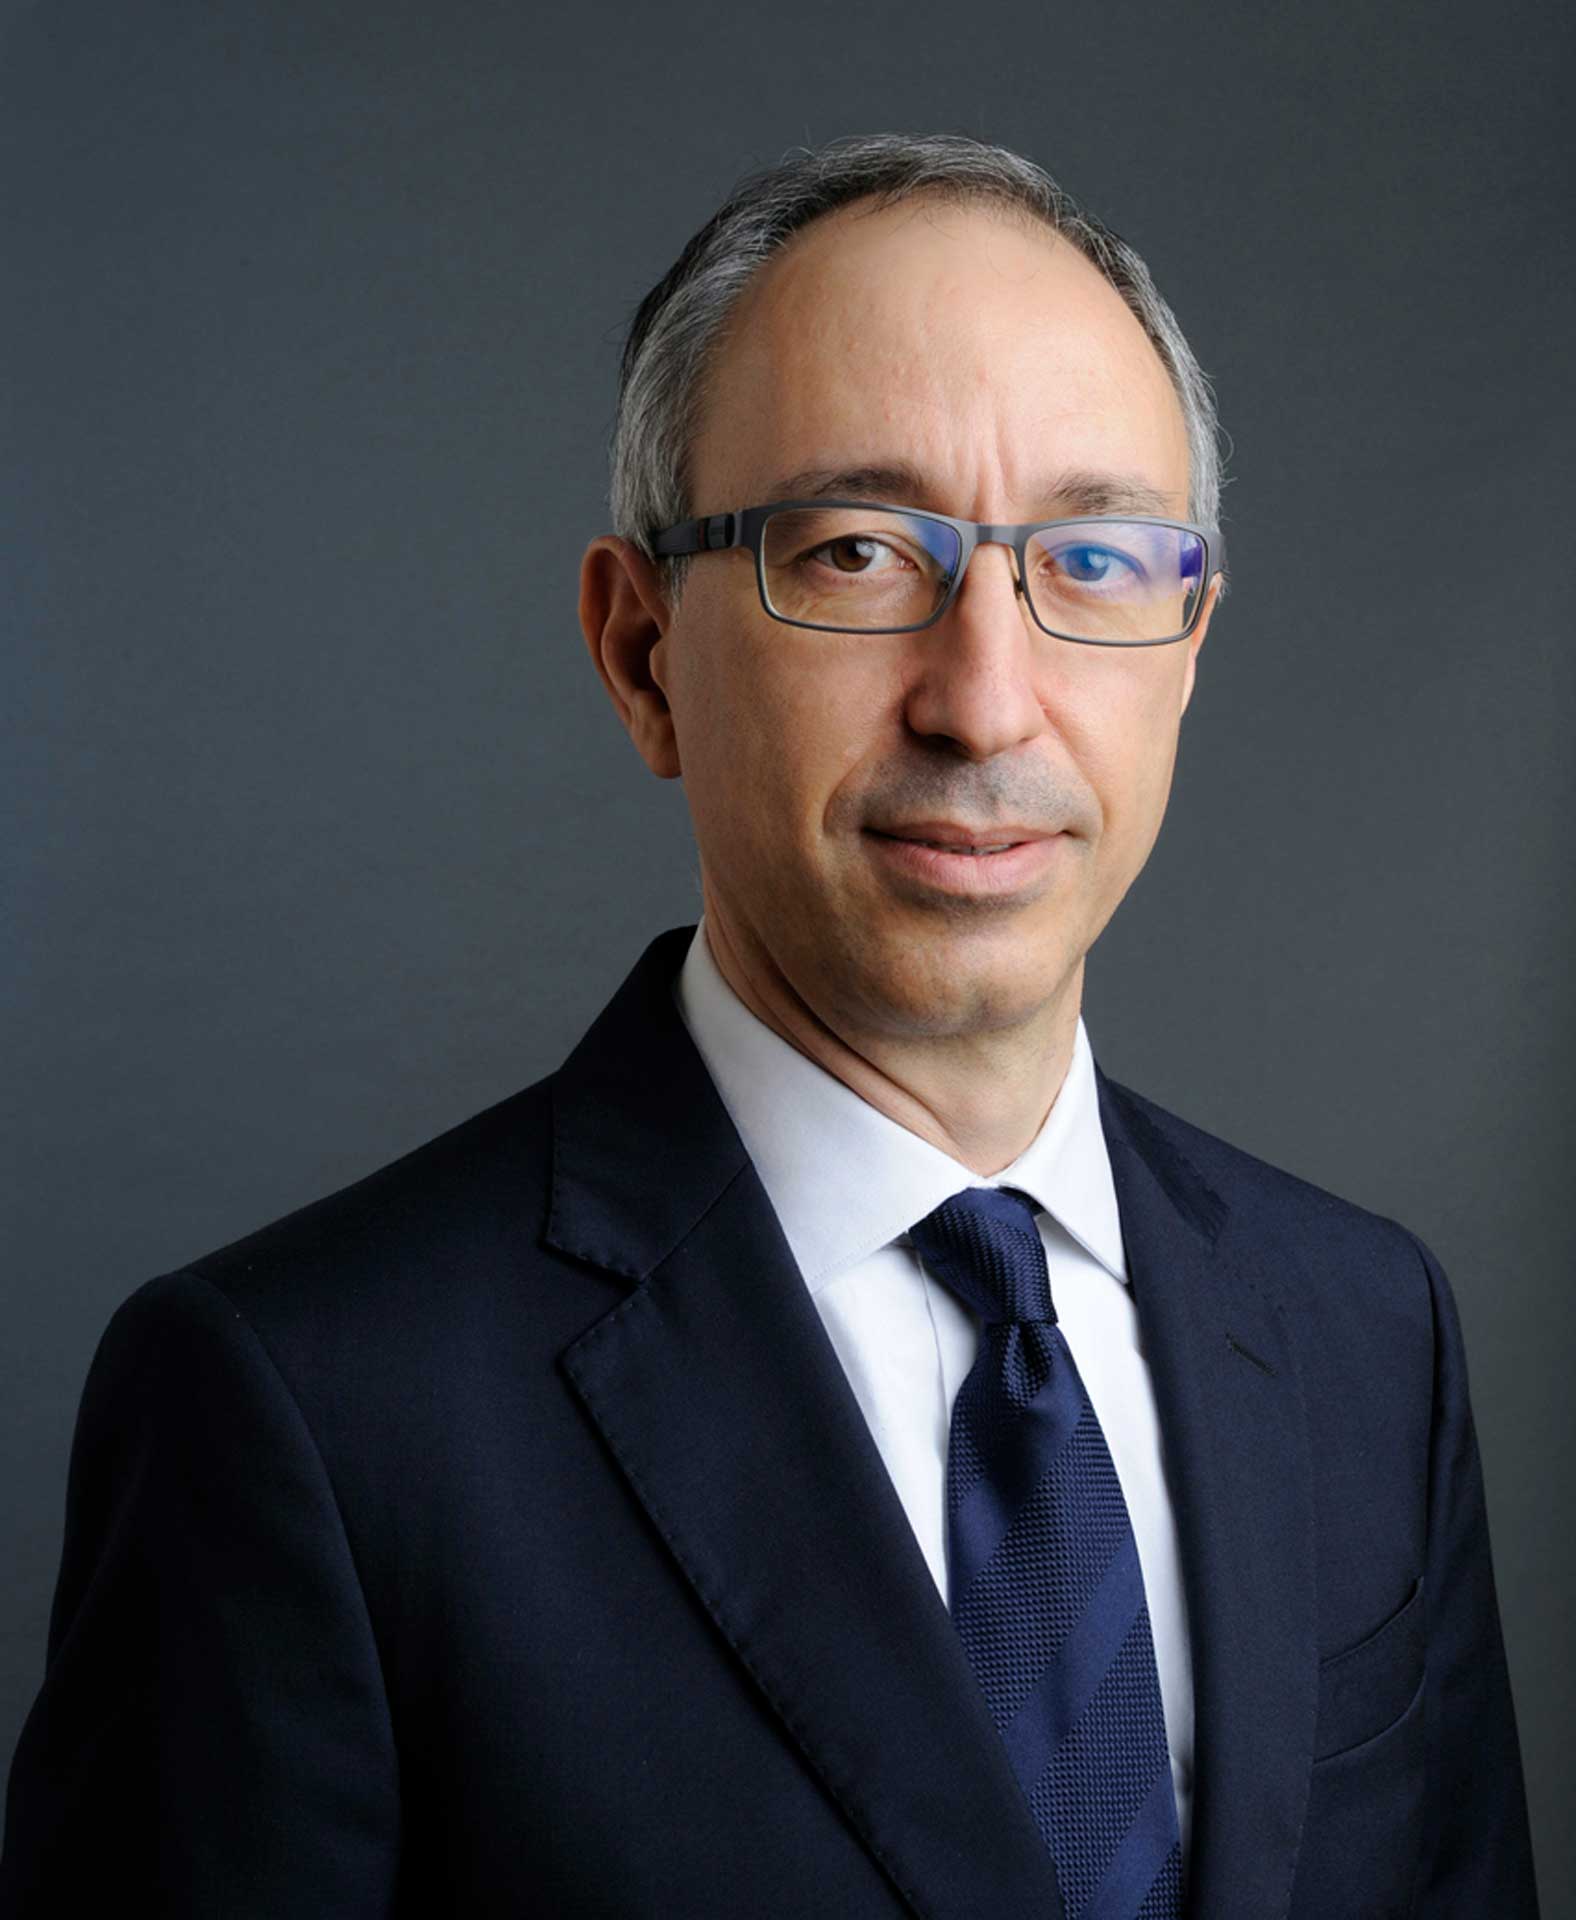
left=866, top=820, right=1054, bottom=850
left=862, top=826, right=1068, bottom=899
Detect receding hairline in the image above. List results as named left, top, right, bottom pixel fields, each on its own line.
left=703, top=180, right=1117, bottom=347
left=686, top=190, right=1189, bottom=510
left=794, top=177, right=1082, bottom=237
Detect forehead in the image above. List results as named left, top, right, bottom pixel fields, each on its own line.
left=689, top=196, right=1190, bottom=515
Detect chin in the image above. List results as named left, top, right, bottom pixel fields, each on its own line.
left=843, top=939, right=1073, bottom=1041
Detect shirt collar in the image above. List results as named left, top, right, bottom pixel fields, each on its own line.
left=673, top=921, right=1128, bottom=1294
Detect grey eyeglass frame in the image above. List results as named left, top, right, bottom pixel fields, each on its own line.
left=650, top=501, right=1228, bottom=646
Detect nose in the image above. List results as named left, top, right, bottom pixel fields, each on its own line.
left=901, top=540, right=1048, bottom=761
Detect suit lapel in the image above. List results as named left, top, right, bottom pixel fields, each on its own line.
left=548, top=928, right=1065, bottom=1920
left=1098, top=1074, right=1317, bottom=1920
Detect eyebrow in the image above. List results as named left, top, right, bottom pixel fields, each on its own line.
left=763, top=462, right=1181, bottom=519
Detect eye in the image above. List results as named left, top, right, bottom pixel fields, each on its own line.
left=810, top=534, right=911, bottom=575
left=1052, top=543, right=1138, bottom=586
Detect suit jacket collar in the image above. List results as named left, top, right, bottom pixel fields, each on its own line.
left=548, top=928, right=1316, bottom=1919
left=545, top=926, right=747, bottom=1284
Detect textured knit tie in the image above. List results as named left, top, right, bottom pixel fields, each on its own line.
left=909, top=1185, right=1182, bottom=1920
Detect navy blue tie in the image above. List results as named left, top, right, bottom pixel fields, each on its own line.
left=909, top=1185, right=1182, bottom=1920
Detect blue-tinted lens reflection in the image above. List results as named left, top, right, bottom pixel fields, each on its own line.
left=1025, top=521, right=1205, bottom=642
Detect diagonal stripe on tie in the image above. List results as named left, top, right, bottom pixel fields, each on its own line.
left=1027, top=1613, right=1176, bottom=1918
left=1083, top=1774, right=1183, bottom=1920
left=947, top=1327, right=1085, bottom=1603
left=950, top=1401, right=1135, bottom=1731
left=999, top=1530, right=1145, bottom=1792
left=909, top=1185, right=1181, bottom=1920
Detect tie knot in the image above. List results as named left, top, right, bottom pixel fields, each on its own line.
left=908, top=1186, right=1056, bottom=1325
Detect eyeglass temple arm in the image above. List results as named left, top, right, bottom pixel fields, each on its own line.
left=650, top=512, right=740, bottom=557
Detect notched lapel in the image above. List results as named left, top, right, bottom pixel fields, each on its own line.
left=1099, top=1075, right=1317, bottom=1920
left=549, top=929, right=1065, bottom=1920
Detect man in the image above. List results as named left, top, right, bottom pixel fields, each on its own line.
left=0, top=133, right=1537, bottom=1917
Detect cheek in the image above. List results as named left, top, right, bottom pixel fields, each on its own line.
left=785, top=648, right=896, bottom=799
left=1052, top=657, right=1188, bottom=837
left=674, top=617, right=891, bottom=843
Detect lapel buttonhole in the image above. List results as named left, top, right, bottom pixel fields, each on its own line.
left=1225, top=1331, right=1277, bottom=1377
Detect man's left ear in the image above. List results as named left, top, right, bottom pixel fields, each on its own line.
left=578, top=535, right=683, bottom=779
left=1179, top=573, right=1223, bottom=717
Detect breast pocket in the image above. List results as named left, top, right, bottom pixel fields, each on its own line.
left=1289, top=1578, right=1428, bottom=1920
left=1314, top=1574, right=1426, bottom=1762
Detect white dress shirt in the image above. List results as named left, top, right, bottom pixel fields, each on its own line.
left=673, top=920, right=1195, bottom=1856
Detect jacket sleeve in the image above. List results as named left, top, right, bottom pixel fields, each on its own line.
left=0, top=1269, right=401, bottom=1916
left=1410, top=1231, right=1540, bottom=1915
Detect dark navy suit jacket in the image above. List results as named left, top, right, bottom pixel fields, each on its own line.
left=0, top=926, right=1538, bottom=1916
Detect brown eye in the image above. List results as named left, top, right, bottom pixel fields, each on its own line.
left=825, top=536, right=889, bottom=573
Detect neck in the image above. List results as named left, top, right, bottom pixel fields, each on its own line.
left=700, top=895, right=1082, bottom=1179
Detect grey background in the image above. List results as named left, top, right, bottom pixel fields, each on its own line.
left=3, top=0, right=1570, bottom=1903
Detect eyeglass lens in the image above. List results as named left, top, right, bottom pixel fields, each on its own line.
left=759, top=506, right=1206, bottom=642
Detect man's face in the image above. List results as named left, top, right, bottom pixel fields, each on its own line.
left=639, top=198, right=1215, bottom=1045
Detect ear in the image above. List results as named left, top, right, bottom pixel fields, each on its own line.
left=578, top=535, right=682, bottom=779
left=1178, top=572, right=1223, bottom=717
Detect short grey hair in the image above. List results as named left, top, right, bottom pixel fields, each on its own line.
left=609, top=133, right=1226, bottom=589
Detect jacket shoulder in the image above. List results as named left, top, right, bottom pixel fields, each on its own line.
left=123, top=1071, right=617, bottom=1384
left=196, top=1076, right=553, bottom=1281
left=1102, top=1073, right=1434, bottom=1279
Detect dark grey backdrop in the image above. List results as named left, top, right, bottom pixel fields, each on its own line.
left=4, top=0, right=1571, bottom=1904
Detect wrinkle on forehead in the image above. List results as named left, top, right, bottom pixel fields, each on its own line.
left=689, top=197, right=1190, bottom=521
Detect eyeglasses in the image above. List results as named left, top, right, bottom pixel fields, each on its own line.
left=650, top=501, right=1226, bottom=646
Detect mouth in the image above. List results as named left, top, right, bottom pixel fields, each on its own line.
left=870, top=833, right=1025, bottom=857
left=866, top=819, right=1057, bottom=856
left=861, top=825, right=1067, bottom=898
